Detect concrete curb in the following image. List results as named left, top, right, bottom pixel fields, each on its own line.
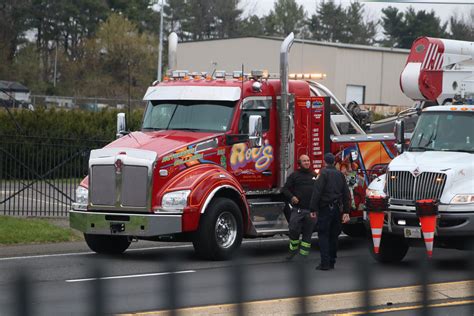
left=122, top=280, right=474, bottom=316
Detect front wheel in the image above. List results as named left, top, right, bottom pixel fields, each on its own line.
left=369, top=233, right=409, bottom=263
left=193, top=198, right=243, bottom=260
left=342, top=222, right=367, bottom=237
left=84, top=233, right=131, bottom=254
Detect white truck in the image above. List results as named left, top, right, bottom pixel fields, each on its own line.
left=367, top=36, right=474, bottom=263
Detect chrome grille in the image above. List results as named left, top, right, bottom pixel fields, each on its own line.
left=121, top=166, right=148, bottom=207
left=387, top=171, right=446, bottom=202
left=90, top=164, right=150, bottom=209
left=90, top=165, right=116, bottom=205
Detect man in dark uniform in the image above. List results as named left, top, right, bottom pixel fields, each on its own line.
left=282, top=154, right=317, bottom=260
left=310, top=153, right=350, bottom=270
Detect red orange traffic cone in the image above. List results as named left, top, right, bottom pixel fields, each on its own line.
left=369, top=211, right=384, bottom=254
left=416, top=199, right=439, bottom=258
left=419, top=215, right=437, bottom=258
left=366, top=196, right=388, bottom=254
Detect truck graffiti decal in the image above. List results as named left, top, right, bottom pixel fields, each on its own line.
left=230, top=141, right=273, bottom=172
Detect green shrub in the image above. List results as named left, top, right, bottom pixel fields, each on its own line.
left=0, top=108, right=144, bottom=179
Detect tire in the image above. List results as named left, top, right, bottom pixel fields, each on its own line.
left=84, top=233, right=131, bottom=254
left=193, top=198, right=243, bottom=260
left=342, top=223, right=367, bottom=237
left=369, top=233, right=409, bottom=263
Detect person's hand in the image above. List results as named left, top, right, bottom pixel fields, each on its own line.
left=342, top=213, right=350, bottom=224
left=291, top=196, right=299, bottom=205
left=310, top=212, right=317, bottom=219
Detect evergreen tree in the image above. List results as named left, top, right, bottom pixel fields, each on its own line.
left=381, top=6, right=448, bottom=48
left=310, top=0, right=345, bottom=42
left=239, top=15, right=264, bottom=37
left=264, top=0, right=306, bottom=37
left=380, top=6, right=405, bottom=47
left=343, top=2, right=377, bottom=45
left=449, top=11, right=474, bottom=41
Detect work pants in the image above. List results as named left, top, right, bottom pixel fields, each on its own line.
left=288, top=209, right=316, bottom=256
left=317, top=205, right=342, bottom=267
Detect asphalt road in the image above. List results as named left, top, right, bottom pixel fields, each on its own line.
left=1, top=236, right=474, bottom=315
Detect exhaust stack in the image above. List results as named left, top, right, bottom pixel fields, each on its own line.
left=168, top=32, right=178, bottom=71
left=279, top=33, right=295, bottom=188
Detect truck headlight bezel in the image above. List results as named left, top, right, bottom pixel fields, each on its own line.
left=72, top=186, right=88, bottom=210
left=160, top=190, right=191, bottom=212
left=366, top=188, right=386, bottom=198
left=450, top=194, right=474, bottom=204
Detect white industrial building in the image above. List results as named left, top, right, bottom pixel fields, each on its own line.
left=176, top=36, right=412, bottom=107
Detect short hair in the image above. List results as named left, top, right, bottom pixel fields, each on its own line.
left=324, top=153, right=335, bottom=165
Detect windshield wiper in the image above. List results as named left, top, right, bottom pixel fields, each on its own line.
left=451, top=149, right=474, bottom=153
left=170, top=127, right=201, bottom=131
left=142, top=127, right=164, bottom=131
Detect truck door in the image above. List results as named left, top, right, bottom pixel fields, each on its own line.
left=229, top=96, right=277, bottom=191
left=294, top=96, right=331, bottom=172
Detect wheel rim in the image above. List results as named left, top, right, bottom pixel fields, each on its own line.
left=215, top=211, right=237, bottom=249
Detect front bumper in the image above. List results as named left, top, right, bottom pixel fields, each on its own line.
left=69, top=210, right=182, bottom=237
left=385, top=204, right=474, bottom=237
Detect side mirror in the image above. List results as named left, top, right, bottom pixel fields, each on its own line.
left=248, top=115, right=263, bottom=148
left=116, top=113, right=126, bottom=138
left=394, top=119, right=405, bottom=153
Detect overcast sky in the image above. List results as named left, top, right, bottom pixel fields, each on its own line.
left=239, top=0, right=474, bottom=25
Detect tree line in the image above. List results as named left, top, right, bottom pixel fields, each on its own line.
left=1, top=0, right=473, bottom=99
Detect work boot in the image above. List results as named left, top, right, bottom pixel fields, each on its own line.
left=285, top=250, right=298, bottom=261
left=315, top=263, right=331, bottom=271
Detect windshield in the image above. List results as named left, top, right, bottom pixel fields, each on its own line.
left=409, top=111, right=474, bottom=153
left=142, top=100, right=235, bottom=132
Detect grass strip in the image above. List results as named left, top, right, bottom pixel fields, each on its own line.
left=0, top=216, right=81, bottom=245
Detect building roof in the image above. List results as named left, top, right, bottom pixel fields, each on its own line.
left=0, top=81, right=30, bottom=93
left=180, top=36, right=410, bottom=54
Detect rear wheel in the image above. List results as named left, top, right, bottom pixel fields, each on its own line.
left=84, top=234, right=131, bottom=254
left=193, top=198, right=243, bottom=260
left=369, top=233, right=409, bottom=263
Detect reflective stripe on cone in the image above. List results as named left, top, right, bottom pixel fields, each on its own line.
left=419, top=216, right=437, bottom=258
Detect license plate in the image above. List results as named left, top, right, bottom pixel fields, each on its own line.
left=404, top=227, right=421, bottom=239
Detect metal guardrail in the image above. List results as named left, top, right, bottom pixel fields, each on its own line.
left=0, top=136, right=109, bottom=217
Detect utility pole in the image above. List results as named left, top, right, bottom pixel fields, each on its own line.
left=53, top=43, right=58, bottom=87
left=157, top=0, right=164, bottom=81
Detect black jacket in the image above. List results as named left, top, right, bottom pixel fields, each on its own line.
left=282, top=169, right=317, bottom=210
left=310, top=165, right=350, bottom=213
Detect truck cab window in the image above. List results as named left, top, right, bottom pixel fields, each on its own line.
left=142, top=100, right=235, bottom=132
left=239, top=99, right=271, bottom=134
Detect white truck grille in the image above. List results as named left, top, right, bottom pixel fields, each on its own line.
left=387, top=171, right=446, bottom=202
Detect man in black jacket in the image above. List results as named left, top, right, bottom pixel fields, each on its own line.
left=282, top=154, right=317, bottom=260
left=310, top=153, right=350, bottom=270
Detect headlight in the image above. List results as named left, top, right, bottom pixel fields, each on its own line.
left=72, top=186, right=88, bottom=210
left=161, top=190, right=191, bottom=212
left=366, top=188, right=386, bottom=198
left=451, top=194, right=474, bottom=204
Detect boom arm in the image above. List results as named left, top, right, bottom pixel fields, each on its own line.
left=400, top=37, right=474, bottom=104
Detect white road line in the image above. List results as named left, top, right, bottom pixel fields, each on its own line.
left=0, top=237, right=290, bottom=261
left=66, top=270, right=196, bottom=283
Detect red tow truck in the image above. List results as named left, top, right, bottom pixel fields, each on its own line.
left=70, top=33, right=398, bottom=259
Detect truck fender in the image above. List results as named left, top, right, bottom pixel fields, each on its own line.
left=160, top=164, right=250, bottom=232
